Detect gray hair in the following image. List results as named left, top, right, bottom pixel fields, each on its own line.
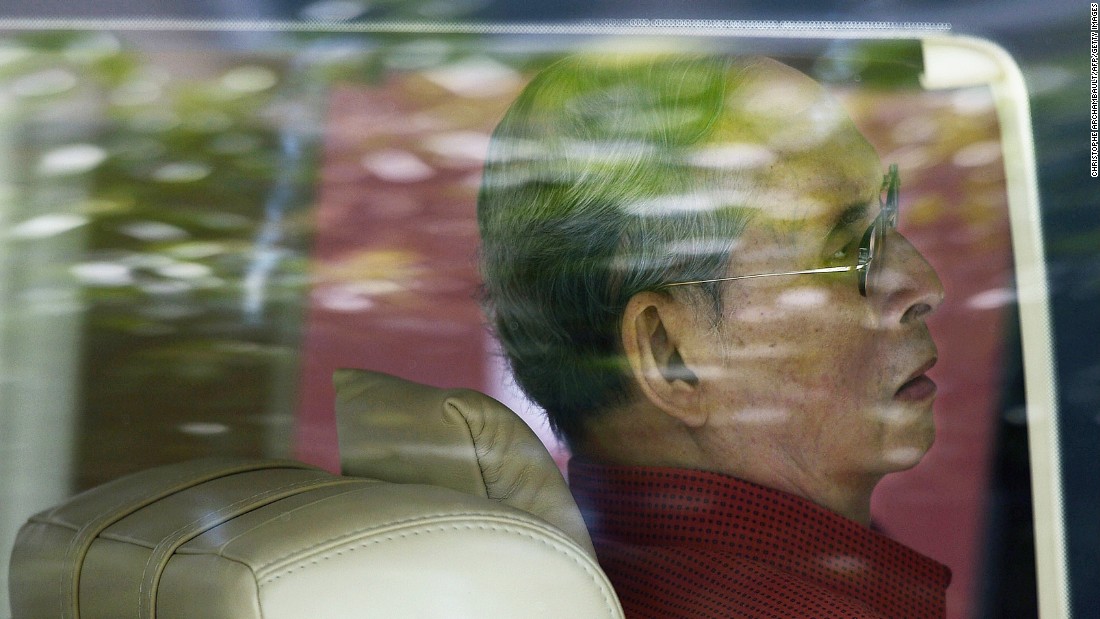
left=478, top=54, right=762, bottom=446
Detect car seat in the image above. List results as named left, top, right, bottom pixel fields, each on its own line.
left=8, top=369, right=622, bottom=619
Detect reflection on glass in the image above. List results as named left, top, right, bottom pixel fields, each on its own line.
left=0, top=29, right=1042, bottom=619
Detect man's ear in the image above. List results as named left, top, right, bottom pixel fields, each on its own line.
left=621, top=291, right=708, bottom=428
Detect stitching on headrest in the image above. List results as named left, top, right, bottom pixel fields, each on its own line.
left=56, top=459, right=316, bottom=619
left=136, top=475, right=358, bottom=619
left=258, top=519, right=621, bottom=615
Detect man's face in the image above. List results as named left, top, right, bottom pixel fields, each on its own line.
left=686, top=63, right=944, bottom=489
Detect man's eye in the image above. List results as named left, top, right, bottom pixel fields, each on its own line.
left=829, top=237, right=860, bottom=264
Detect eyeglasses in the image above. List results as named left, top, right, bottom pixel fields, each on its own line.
left=660, top=164, right=899, bottom=298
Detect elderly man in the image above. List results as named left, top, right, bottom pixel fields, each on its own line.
left=478, top=54, right=950, bottom=618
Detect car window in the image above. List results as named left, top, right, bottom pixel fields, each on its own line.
left=0, top=22, right=1069, bottom=619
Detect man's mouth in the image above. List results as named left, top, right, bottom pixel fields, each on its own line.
left=894, top=358, right=937, bottom=402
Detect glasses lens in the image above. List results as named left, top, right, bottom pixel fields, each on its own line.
left=861, top=165, right=899, bottom=297
left=857, top=222, right=875, bottom=296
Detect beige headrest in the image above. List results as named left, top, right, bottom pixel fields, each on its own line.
left=334, top=369, right=594, bottom=557
left=10, top=459, right=623, bottom=619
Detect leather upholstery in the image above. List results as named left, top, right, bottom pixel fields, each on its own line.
left=334, top=368, right=596, bottom=557
left=10, top=458, right=623, bottom=618
left=9, top=371, right=623, bottom=618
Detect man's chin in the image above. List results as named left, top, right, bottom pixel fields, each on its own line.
left=880, top=445, right=931, bottom=470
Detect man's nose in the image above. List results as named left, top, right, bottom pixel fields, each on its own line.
left=875, top=231, right=945, bottom=325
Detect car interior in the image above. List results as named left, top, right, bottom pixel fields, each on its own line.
left=10, top=369, right=622, bottom=618
left=0, top=16, right=1085, bottom=619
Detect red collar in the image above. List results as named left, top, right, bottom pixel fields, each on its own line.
left=569, top=460, right=951, bottom=617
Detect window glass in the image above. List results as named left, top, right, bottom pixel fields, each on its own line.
left=0, top=25, right=1061, bottom=619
